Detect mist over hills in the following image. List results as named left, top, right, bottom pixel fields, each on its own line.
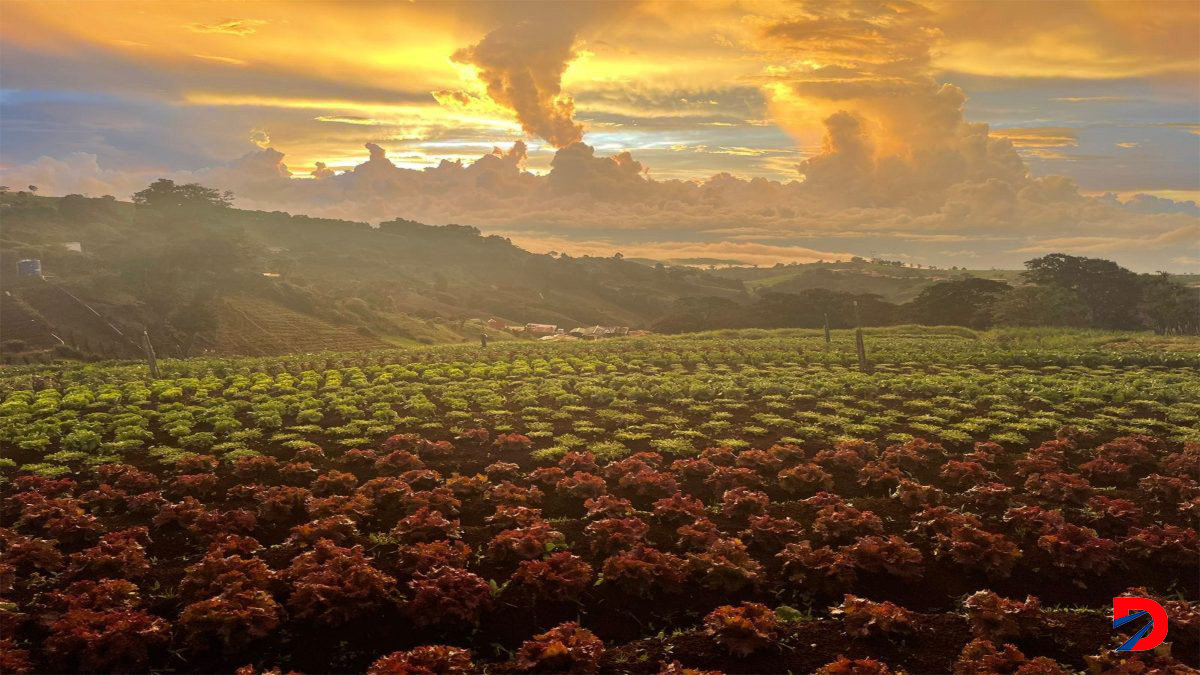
left=1, top=188, right=1195, bottom=361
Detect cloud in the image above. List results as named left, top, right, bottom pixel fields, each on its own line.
left=451, top=21, right=584, bottom=147
left=188, top=19, right=266, bottom=36
left=249, top=129, right=270, bottom=149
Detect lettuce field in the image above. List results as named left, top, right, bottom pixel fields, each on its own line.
left=1, top=327, right=1198, bottom=673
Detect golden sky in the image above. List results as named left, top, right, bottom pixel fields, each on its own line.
left=1, top=0, right=1197, bottom=269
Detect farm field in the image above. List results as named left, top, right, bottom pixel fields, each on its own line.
left=1, top=327, right=1198, bottom=673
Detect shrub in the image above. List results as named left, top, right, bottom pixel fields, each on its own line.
left=368, top=646, right=475, bottom=674
left=512, top=622, right=604, bottom=673
left=832, top=595, right=914, bottom=637
left=703, top=602, right=779, bottom=657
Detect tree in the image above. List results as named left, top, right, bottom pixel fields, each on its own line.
left=1137, top=273, right=1200, bottom=335
left=1021, top=254, right=1140, bottom=329
left=132, top=179, right=233, bottom=210
left=907, top=278, right=1011, bottom=329
left=991, top=285, right=1091, bottom=327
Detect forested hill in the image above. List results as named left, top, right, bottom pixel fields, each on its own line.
left=0, top=190, right=744, bottom=359
left=2, top=186, right=1196, bottom=362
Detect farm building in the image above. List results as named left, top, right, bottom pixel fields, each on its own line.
left=524, top=323, right=557, bottom=335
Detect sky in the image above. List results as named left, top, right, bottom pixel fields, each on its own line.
left=1, top=0, right=1198, bottom=270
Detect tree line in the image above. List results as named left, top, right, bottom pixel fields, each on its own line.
left=654, top=254, right=1200, bottom=335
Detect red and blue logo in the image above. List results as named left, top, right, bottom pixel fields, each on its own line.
left=1113, top=597, right=1169, bottom=651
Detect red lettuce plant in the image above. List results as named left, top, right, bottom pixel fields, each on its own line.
left=375, top=450, right=425, bottom=475
left=741, top=515, right=803, bottom=551
left=79, top=484, right=128, bottom=514
left=493, top=433, right=533, bottom=452
left=954, top=639, right=1066, bottom=675
left=703, top=466, right=762, bottom=494
left=811, top=503, right=884, bottom=544
left=169, top=473, right=219, bottom=498
left=816, top=656, right=895, bottom=674
left=368, top=645, right=475, bottom=675
left=254, top=486, right=311, bottom=523
left=559, top=451, right=600, bottom=474
left=1138, top=474, right=1200, bottom=504
left=485, top=461, right=522, bottom=481
left=651, top=492, right=707, bottom=524
left=233, top=456, right=280, bottom=482
left=509, top=552, right=594, bottom=601
left=391, top=540, right=472, bottom=577
left=67, top=527, right=151, bottom=579
left=557, top=472, right=608, bottom=500
left=512, top=622, right=604, bottom=674
left=963, top=483, right=1013, bottom=511
left=179, top=539, right=274, bottom=601
left=686, top=537, right=762, bottom=592
left=778, top=541, right=856, bottom=591
left=893, top=480, right=944, bottom=509
left=392, top=508, right=461, bottom=543
left=487, top=524, right=566, bottom=562
left=670, top=458, right=717, bottom=481
left=287, top=515, right=361, bottom=549
left=179, top=587, right=282, bottom=652
left=721, top=487, right=769, bottom=519
left=1036, top=523, right=1118, bottom=574
left=1087, top=496, right=1141, bottom=526
left=45, top=609, right=170, bottom=672
left=402, top=487, right=461, bottom=517
left=858, top=460, right=904, bottom=491
left=486, top=505, right=544, bottom=529
left=618, top=470, right=679, bottom=499
left=406, top=567, right=493, bottom=627
left=934, top=526, right=1022, bottom=578
left=703, top=602, right=779, bottom=657
left=399, top=469, right=443, bottom=491
left=530, top=467, right=567, bottom=488
left=443, top=474, right=488, bottom=501
left=600, top=545, right=687, bottom=596
left=779, top=463, right=834, bottom=495
left=585, top=517, right=649, bottom=556
left=457, top=427, right=491, bottom=445
left=1122, top=525, right=1199, bottom=567
left=583, top=495, right=635, bottom=520
left=305, top=493, right=374, bottom=521
left=831, top=595, right=914, bottom=638
left=735, top=449, right=783, bottom=474
left=283, top=540, right=397, bottom=626
left=962, top=590, right=1044, bottom=640
left=1023, top=472, right=1092, bottom=504
left=1002, top=505, right=1066, bottom=540
left=676, top=518, right=721, bottom=550
left=940, top=461, right=996, bottom=489
left=843, top=535, right=923, bottom=579
left=311, top=470, right=358, bottom=496
left=487, top=481, right=544, bottom=507
left=1078, top=459, right=1132, bottom=486
left=280, top=461, right=318, bottom=486
left=14, top=493, right=100, bottom=542
left=0, top=529, right=63, bottom=574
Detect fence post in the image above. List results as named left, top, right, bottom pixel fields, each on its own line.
left=853, top=301, right=868, bottom=371
left=141, top=330, right=160, bottom=379
left=823, top=312, right=831, bottom=344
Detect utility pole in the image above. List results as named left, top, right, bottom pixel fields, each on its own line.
left=141, top=330, right=160, bottom=379
left=853, top=301, right=868, bottom=371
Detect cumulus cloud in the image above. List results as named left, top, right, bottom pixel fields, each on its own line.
left=451, top=21, right=584, bottom=147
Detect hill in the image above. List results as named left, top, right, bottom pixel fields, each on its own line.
left=0, top=191, right=745, bottom=359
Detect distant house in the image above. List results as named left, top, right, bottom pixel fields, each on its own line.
left=525, top=323, right=557, bottom=335
left=62, top=242, right=83, bottom=253
left=568, top=325, right=631, bottom=339
left=487, top=318, right=506, bottom=330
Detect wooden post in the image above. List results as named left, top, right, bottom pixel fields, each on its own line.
left=823, top=313, right=831, bottom=344
left=853, top=301, right=868, bottom=371
left=141, top=330, right=160, bottom=379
